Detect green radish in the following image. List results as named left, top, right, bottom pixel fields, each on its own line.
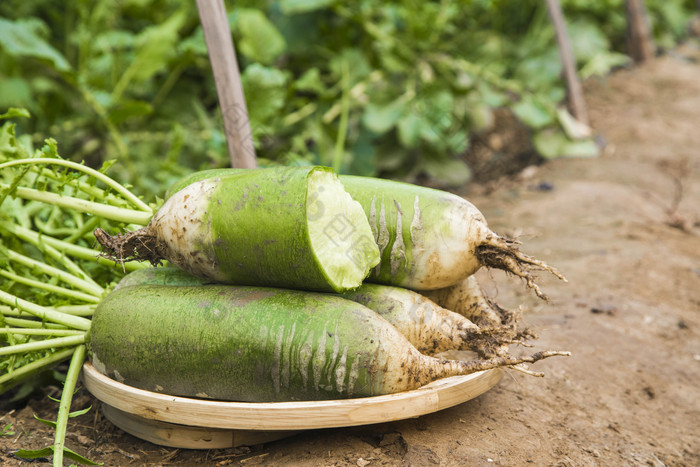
left=113, top=267, right=516, bottom=359
left=87, top=284, right=569, bottom=401
left=95, top=166, right=380, bottom=293
left=165, top=169, right=565, bottom=298
left=113, top=266, right=213, bottom=290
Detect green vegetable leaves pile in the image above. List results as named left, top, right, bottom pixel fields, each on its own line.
left=1, top=111, right=154, bottom=465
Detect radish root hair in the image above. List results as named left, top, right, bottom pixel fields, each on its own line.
left=94, top=227, right=166, bottom=268
left=476, top=234, right=567, bottom=300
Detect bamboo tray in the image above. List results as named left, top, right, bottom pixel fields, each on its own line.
left=82, top=362, right=502, bottom=449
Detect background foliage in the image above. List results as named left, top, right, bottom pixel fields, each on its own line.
left=0, top=0, right=697, bottom=194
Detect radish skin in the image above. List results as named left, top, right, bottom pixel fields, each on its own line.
left=114, top=266, right=213, bottom=290
left=166, top=169, right=566, bottom=298
left=88, top=285, right=570, bottom=401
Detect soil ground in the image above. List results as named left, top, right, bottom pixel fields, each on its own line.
left=2, top=45, right=699, bottom=466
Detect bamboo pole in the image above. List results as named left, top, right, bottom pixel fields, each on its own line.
left=625, top=0, right=655, bottom=62
left=196, top=0, right=257, bottom=168
left=545, top=0, right=589, bottom=126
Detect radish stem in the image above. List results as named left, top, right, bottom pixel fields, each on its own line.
left=52, top=344, right=86, bottom=467
left=1, top=222, right=103, bottom=286
left=52, top=305, right=96, bottom=317
left=0, top=270, right=100, bottom=303
left=64, top=216, right=101, bottom=244
left=0, top=290, right=91, bottom=330
left=0, top=315, right=68, bottom=329
left=0, top=328, right=83, bottom=337
left=1, top=222, right=146, bottom=273
left=0, top=334, right=85, bottom=356
left=0, top=184, right=152, bottom=225
left=0, top=158, right=151, bottom=212
left=24, top=163, right=132, bottom=208
left=0, top=347, right=75, bottom=393
left=5, top=248, right=104, bottom=296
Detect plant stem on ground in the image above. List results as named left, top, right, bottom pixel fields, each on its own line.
left=53, top=344, right=86, bottom=467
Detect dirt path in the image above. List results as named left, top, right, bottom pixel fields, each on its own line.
left=2, top=48, right=699, bottom=466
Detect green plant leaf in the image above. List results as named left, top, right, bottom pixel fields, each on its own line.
left=130, top=9, right=187, bottom=84
left=568, top=20, right=611, bottom=63
left=579, top=52, right=630, bottom=79
left=69, top=405, right=92, bottom=418
left=512, top=96, right=553, bottom=129
left=0, top=78, right=34, bottom=112
left=363, top=98, right=408, bottom=135
left=14, top=447, right=53, bottom=460
left=0, top=108, right=31, bottom=120
left=420, top=157, right=472, bottom=187
left=234, top=9, right=286, bottom=65
left=14, top=446, right=102, bottom=465
left=347, top=130, right=376, bottom=176
left=0, top=18, right=71, bottom=72
left=279, top=0, right=336, bottom=15
left=1, top=423, right=14, bottom=436
left=513, top=49, right=561, bottom=90
left=179, top=26, right=208, bottom=56
left=397, top=113, right=424, bottom=148
left=241, top=64, right=289, bottom=125
left=33, top=413, right=57, bottom=428
left=295, top=68, right=325, bottom=94
left=62, top=446, right=103, bottom=465
left=533, top=128, right=600, bottom=159
left=329, top=48, right=371, bottom=84
left=108, top=100, right=154, bottom=125
left=467, top=103, right=493, bottom=132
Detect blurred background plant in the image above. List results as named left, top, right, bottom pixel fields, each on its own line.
left=1, top=0, right=697, bottom=194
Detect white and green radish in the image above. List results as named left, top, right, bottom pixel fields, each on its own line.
left=112, top=267, right=518, bottom=359
left=341, top=284, right=544, bottom=376
left=95, top=166, right=380, bottom=292
left=423, top=276, right=512, bottom=329
left=340, top=283, right=519, bottom=358
left=4, top=159, right=561, bottom=297
left=87, top=284, right=569, bottom=402
left=165, top=169, right=565, bottom=298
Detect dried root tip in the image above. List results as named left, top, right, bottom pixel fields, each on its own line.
left=476, top=235, right=567, bottom=301
left=508, top=339, right=535, bottom=348
left=94, top=227, right=166, bottom=268
left=509, top=364, right=545, bottom=377
left=456, top=350, right=571, bottom=376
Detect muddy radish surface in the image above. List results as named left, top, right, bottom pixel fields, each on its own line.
left=2, top=49, right=699, bottom=466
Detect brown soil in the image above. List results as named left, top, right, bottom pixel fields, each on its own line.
left=2, top=46, right=699, bottom=466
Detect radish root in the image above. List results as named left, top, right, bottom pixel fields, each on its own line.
left=476, top=235, right=567, bottom=300
left=453, top=350, right=571, bottom=376
left=94, top=227, right=165, bottom=268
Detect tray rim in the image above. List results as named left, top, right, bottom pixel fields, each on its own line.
left=82, top=362, right=502, bottom=431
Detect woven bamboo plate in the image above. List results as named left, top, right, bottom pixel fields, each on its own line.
left=82, top=362, right=502, bottom=449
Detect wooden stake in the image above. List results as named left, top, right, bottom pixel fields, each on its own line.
left=545, top=0, right=589, bottom=126
left=196, top=0, right=257, bottom=168
left=625, top=0, right=655, bottom=62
